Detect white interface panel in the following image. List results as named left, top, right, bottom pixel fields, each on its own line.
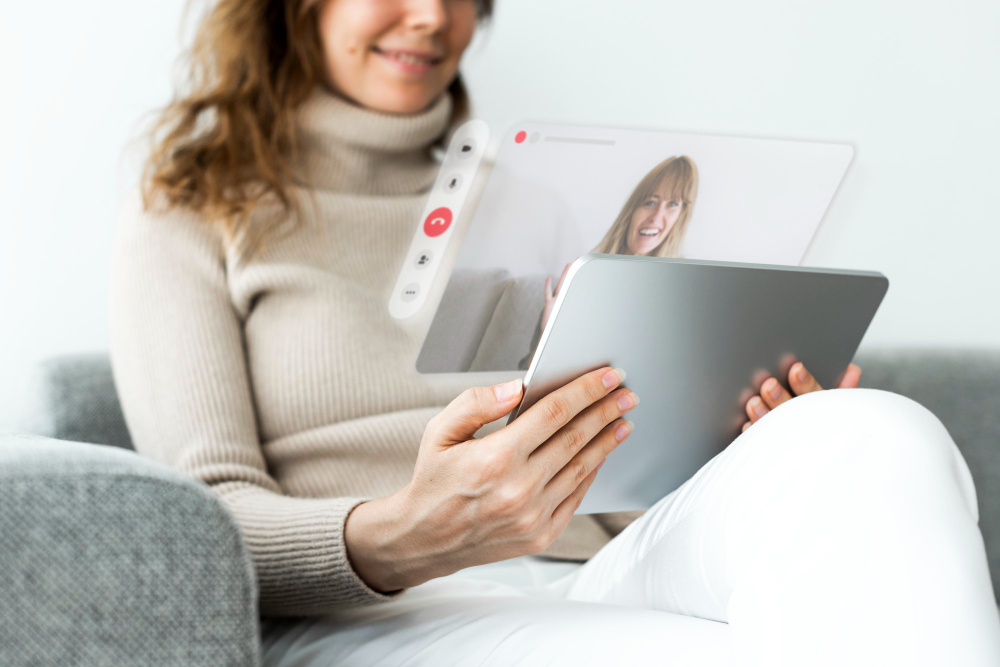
left=388, top=119, right=490, bottom=320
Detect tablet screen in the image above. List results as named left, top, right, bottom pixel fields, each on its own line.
left=417, top=123, right=853, bottom=374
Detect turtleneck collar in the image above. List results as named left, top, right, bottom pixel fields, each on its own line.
left=295, top=86, right=452, bottom=196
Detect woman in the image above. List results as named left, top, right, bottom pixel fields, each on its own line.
left=594, top=154, right=698, bottom=257
left=538, top=155, right=699, bottom=336
left=109, top=0, right=1000, bottom=664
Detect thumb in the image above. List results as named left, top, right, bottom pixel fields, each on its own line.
left=427, top=379, right=523, bottom=446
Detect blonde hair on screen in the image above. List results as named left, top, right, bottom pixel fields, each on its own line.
left=593, top=155, right=699, bottom=257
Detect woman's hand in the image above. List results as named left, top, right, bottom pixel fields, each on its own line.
left=741, top=361, right=862, bottom=432
left=344, top=367, right=637, bottom=593
left=540, top=263, right=572, bottom=331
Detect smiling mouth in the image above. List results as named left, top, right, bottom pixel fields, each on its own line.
left=638, top=227, right=662, bottom=238
left=372, top=46, right=444, bottom=68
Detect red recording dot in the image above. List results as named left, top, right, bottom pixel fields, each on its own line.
left=515, top=131, right=527, bottom=144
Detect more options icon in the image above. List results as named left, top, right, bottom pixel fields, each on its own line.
left=401, top=283, right=420, bottom=302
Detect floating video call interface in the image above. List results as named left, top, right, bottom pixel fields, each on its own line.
left=416, top=124, right=854, bottom=374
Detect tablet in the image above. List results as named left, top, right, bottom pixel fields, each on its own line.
left=507, top=254, right=888, bottom=514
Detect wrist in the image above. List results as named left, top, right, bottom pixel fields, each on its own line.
left=344, top=489, right=420, bottom=593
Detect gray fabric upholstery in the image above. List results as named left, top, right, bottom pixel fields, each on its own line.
left=416, top=268, right=514, bottom=372
left=0, top=433, right=260, bottom=667
left=855, top=348, right=1000, bottom=601
left=469, top=273, right=547, bottom=372
left=417, top=270, right=548, bottom=373
left=21, top=353, right=134, bottom=450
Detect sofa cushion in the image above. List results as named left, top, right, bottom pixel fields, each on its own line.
left=416, top=268, right=513, bottom=373
left=21, top=353, right=133, bottom=450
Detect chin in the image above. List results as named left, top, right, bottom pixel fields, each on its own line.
left=365, top=86, right=444, bottom=115
left=627, top=242, right=658, bottom=256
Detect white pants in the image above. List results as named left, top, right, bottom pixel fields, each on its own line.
left=261, top=390, right=1000, bottom=666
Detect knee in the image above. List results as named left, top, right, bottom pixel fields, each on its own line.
left=741, top=389, right=979, bottom=518
left=762, top=388, right=960, bottom=469
left=770, top=388, right=975, bottom=500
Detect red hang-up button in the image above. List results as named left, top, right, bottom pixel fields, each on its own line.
left=423, top=207, right=453, bottom=238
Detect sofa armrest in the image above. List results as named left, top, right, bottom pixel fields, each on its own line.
left=0, top=433, right=261, bottom=666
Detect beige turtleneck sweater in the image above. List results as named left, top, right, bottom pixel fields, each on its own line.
left=109, top=88, right=621, bottom=617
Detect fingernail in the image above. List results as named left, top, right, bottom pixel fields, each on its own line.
left=618, top=391, right=638, bottom=412
left=493, top=378, right=522, bottom=402
left=765, top=379, right=781, bottom=400
left=615, top=420, right=633, bottom=442
left=751, top=397, right=767, bottom=418
left=796, top=365, right=808, bottom=383
left=603, top=368, right=624, bottom=389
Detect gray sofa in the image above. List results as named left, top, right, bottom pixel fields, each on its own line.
left=3, top=349, right=999, bottom=665
left=417, top=268, right=549, bottom=373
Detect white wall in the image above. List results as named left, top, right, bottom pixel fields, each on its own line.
left=2, top=0, right=998, bottom=428
left=0, top=1, right=190, bottom=427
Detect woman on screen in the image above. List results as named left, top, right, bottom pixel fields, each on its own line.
left=537, top=156, right=699, bottom=333
left=593, top=154, right=699, bottom=258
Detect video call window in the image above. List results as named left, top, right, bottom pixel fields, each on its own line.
left=417, top=124, right=853, bottom=374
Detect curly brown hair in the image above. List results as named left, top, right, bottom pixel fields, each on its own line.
left=144, top=0, right=492, bottom=253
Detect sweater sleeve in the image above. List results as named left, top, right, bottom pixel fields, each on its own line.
left=108, top=190, right=400, bottom=616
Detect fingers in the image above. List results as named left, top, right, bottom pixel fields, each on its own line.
left=549, top=419, right=633, bottom=535
left=745, top=395, right=769, bottom=424
left=743, top=376, right=792, bottom=430
left=553, top=262, right=571, bottom=297
left=505, top=366, right=626, bottom=457
left=541, top=275, right=559, bottom=330
left=549, top=465, right=598, bottom=534
left=743, top=362, right=858, bottom=434
left=838, top=363, right=862, bottom=389
left=425, top=379, right=523, bottom=447
left=542, top=264, right=573, bottom=332
left=547, top=419, right=632, bottom=520
left=789, top=362, right=823, bottom=395
left=530, top=385, right=638, bottom=480
left=760, top=377, right=793, bottom=409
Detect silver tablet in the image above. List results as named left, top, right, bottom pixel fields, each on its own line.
left=507, top=254, right=888, bottom=514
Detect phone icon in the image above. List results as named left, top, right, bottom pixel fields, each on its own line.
left=423, top=207, right=453, bottom=237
